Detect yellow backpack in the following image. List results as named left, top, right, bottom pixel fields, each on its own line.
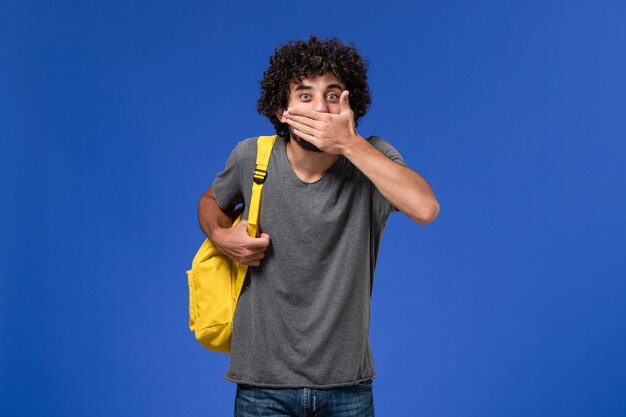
left=186, top=135, right=277, bottom=353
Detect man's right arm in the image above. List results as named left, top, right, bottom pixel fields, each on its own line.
left=198, top=186, right=270, bottom=267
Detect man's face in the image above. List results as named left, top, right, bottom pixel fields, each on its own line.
left=277, top=73, right=346, bottom=153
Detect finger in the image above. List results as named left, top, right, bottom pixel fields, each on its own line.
left=284, top=113, right=321, bottom=128
left=340, top=90, right=351, bottom=114
left=249, top=251, right=266, bottom=261
left=253, top=233, right=271, bottom=248
left=292, top=128, right=318, bottom=145
left=249, top=235, right=271, bottom=249
left=285, top=118, right=318, bottom=137
left=242, top=249, right=266, bottom=266
left=285, top=108, right=324, bottom=120
left=234, top=220, right=251, bottom=233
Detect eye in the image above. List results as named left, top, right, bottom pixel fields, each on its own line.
left=299, top=93, right=311, bottom=100
left=326, top=93, right=339, bottom=101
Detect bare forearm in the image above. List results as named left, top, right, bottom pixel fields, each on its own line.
left=197, top=186, right=235, bottom=241
left=343, top=136, right=440, bottom=224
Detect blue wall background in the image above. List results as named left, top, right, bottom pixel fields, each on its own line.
left=2, top=1, right=625, bottom=416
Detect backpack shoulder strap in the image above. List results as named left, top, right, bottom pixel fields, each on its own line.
left=233, top=135, right=277, bottom=303
left=246, top=135, right=277, bottom=237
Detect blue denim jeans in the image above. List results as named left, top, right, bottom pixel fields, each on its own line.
left=234, top=380, right=375, bottom=417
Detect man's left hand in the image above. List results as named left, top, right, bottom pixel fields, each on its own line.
left=283, top=90, right=360, bottom=155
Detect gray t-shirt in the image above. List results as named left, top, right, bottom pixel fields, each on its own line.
left=212, top=135, right=406, bottom=388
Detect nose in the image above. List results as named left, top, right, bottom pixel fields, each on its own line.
left=313, top=97, right=329, bottom=113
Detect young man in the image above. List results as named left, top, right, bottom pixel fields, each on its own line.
left=198, top=36, right=439, bottom=417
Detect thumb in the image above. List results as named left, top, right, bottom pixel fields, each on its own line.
left=340, top=90, right=351, bottom=113
left=259, top=233, right=271, bottom=244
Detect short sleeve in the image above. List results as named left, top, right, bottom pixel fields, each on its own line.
left=368, top=136, right=407, bottom=233
left=211, top=140, right=251, bottom=211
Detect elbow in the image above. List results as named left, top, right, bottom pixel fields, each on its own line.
left=413, top=199, right=440, bottom=225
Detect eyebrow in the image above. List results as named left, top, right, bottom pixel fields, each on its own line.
left=294, top=83, right=345, bottom=91
left=326, top=83, right=345, bottom=90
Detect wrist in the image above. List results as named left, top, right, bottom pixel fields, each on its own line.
left=342, top=133, right=367, bottom=159
left=207, top=221, right=227, bottom=245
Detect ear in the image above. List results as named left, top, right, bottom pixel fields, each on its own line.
left=275, top=108, right=287, bottom=123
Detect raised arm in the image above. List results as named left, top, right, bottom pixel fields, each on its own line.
left=198, top=186, right=271, bottom=266
left=342, top=139, right=439, bottom=225
left=283, top=90, right=440, bottom=225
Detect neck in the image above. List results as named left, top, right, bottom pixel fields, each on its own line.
left=285, top=139, right=339, bottom=183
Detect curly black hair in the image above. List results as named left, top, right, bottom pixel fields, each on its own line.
left=257, top=36, right=372, bottom=137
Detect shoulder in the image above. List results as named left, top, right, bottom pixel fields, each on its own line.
left=232, top=136, right=258, bottom=155
left=225, top=136, right=261, bottom=166
left=365, top=135, right=406, bottom=165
